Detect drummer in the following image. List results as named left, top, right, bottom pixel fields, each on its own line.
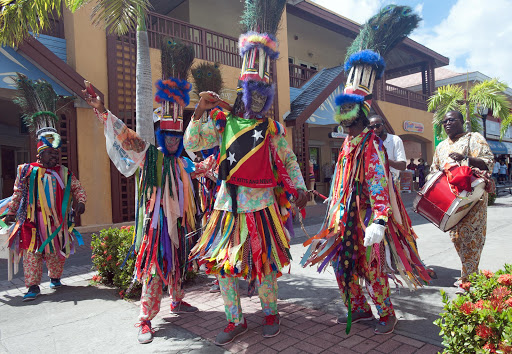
left=430, top=110, right=493, bottom=294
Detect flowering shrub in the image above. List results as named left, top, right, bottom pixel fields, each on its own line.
left=488, top=193, right=497, bottom=206
left=435, top=264, right=512, bottom=353
left=90, top=226, right=142, bottom=299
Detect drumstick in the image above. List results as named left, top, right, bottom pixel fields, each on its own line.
left=84, top=80, right=99, bottom=99
left=199, top=91, right=231, bottom=111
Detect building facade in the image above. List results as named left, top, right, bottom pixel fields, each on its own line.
left=1, top=0, right=450, bottom=228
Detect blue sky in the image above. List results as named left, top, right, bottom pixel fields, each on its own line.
left=312, top=0, right=512, bottom=85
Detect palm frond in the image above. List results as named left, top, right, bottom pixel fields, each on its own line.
left=468, top=78, right=511, bottom=121
left=427, top=84, right=464, bottom=125
left=0, top=0, right=63, bottom=47
left=65, top=0, right=91, bottom=13
left=500, top=113, right=512, bottom=139
left=89, top=0, right=152, bottom=35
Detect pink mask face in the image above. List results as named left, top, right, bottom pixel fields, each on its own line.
left=164, top=136, right=181, bottom=154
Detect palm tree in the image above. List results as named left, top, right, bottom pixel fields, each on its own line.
left=0, top=0, right=155, bottom=145
left=428, top=79, right=511, bottom=144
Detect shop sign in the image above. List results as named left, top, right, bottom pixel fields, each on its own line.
left=329, top=125, right=347, bottom=139
left=403, top=121, right=424, bottom=133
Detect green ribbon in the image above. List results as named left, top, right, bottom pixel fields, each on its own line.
left=29, top=167, right=38, bottom=205
left=346, top=295, right=352, bottom=334
left=37, top=173, right=72, bottom=253
left=0, top=218, right=7, bottom=229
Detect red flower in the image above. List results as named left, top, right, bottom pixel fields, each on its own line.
left=475, top=299, right=486, bottom=309
left=476, top=324, right=494, bottom=339
left=119, top=290, right=124, bottom=298
left=481, top=270, right=494, bottom=278
left=103, top=250, right=107, bottom=255
left=461, top=282, right=471, bottom=291
left=104, top=236, right=108, bottom=240
left=498, top=343, right=512, bottom=354
left=459, top=302, right=475, bottom=315
left=492, top=286, right=512, bottom=300
left=506, top=298, right=512, bottom=307
left=483, top=342, right=497, bottom=353
left=498, top=274, right=512, bottom=286
left=91, top=255, right=96, bottom=259
left=101, top=242, right=106, bottom=248
left=106, top=255, right=112, bottom=261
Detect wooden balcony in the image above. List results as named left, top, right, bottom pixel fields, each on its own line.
left=374, top=81, right=428, bottom=111
left=146, top=12, right=242, bottom=68
left=289, top=63, right=318, bottom=88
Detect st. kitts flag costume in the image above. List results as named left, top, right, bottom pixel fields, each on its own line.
left=300, top=5, right=431, bottom=334
left=1, top=74, right=86, bottom=289
left=184, top=0, right=307, bottom=339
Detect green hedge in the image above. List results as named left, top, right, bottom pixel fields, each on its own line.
left=90, top=226, right=141, bottom=299
left=435, top=265, right=512, bottom=353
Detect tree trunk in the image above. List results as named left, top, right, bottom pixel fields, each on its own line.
left=136, top=29, right=155, bottom=145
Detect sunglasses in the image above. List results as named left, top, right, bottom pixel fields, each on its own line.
left=442, top=118, right=461, bottom=125
left=369, top=123, right=383, bottom=129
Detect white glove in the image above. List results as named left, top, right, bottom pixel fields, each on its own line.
left=363, top=223, right=386, bottom=247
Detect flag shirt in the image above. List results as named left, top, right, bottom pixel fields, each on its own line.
left=184, top=115, right=306, bottom=213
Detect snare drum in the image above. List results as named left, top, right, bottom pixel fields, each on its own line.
left=413, top=168, right=486, bottom=232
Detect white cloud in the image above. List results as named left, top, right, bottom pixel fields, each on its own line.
left=410, top=0, right=512, bottom=85
left=312, top=0, right=382, bottom=24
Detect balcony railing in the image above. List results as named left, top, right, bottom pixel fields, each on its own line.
left=289, top=63, right=318, bottom=88
left=146, top=12, right=242, bottom=68
left=374, top=81, right=428, bottom=111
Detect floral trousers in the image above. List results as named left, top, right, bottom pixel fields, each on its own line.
left=23, top=251, right=65, bottom=288
left=335, top=260, right=394, bottom=319
left=218, top=271, right=278, bottom=323
left=450, top=194, right=488, bottom=282
left=138, top=275, right=185, bottom=321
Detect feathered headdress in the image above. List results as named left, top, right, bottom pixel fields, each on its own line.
left=155, top=39, right=195, bottom=133
left=235, top=0, right=286, bottom=117
left=191, top=62, right=223, bottom=97
left=335, top=5, right=421, bottom=126
left=12, top=73, right=61, bottom=154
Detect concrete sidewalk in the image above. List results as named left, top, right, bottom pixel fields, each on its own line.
left=1, top=193, right=511, bottom=353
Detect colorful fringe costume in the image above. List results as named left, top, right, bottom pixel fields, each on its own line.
left=300, top=5, right=430, bottom=333
left=185, top=111, right=305, bottom=325
left=4, top=163, right=86, bottom=285
left=2, top=74, right=86, bottom=287
left=94, top=109, right=199, bottom=320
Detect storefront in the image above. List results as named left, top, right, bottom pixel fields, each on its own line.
left=0, top=46, right=73, bottom=199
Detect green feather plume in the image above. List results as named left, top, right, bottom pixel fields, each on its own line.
left=345, top=5, right=421, bottom=61
left=160, top=38, right=195, bottom=79
left=191, top=62, right=223, bottom=96
left=240, top=0, right=287, bottom=34
left=12, top=73, right=59, bottom=132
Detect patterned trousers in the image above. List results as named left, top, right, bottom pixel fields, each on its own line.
left=23, top=251, right=66, bottom=288
left=335, top=261, right=394, bottom=319
left=450, top=194, right=488, bottom=282
left=218, top=271, right=278, bottom=323
left=138, top=275, right=185, bottom=321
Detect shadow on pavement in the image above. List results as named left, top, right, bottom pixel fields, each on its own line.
left=0, top=283, right=120, bottom=307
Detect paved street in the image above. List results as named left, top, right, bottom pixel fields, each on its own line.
left=1, top=192, right=511, bottom=353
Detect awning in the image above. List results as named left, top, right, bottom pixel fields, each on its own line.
left=502, top=142, right=512, bottom=155
left=487, top=140, right=508, bottom=155
left=0, top=46, right=71, bottom=96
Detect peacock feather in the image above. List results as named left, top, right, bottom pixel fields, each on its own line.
left=12, top=73, right=59, bottom=132
left=345, top=5, right=421, bottom=61
left=191, top=62, right=223, bottom=96
left=160, top=38, right=195, bottom=80
left=240, top=0, right=287, bottom=34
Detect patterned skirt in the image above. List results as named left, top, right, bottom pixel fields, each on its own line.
left=189, top=203, right=291, bottom=280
